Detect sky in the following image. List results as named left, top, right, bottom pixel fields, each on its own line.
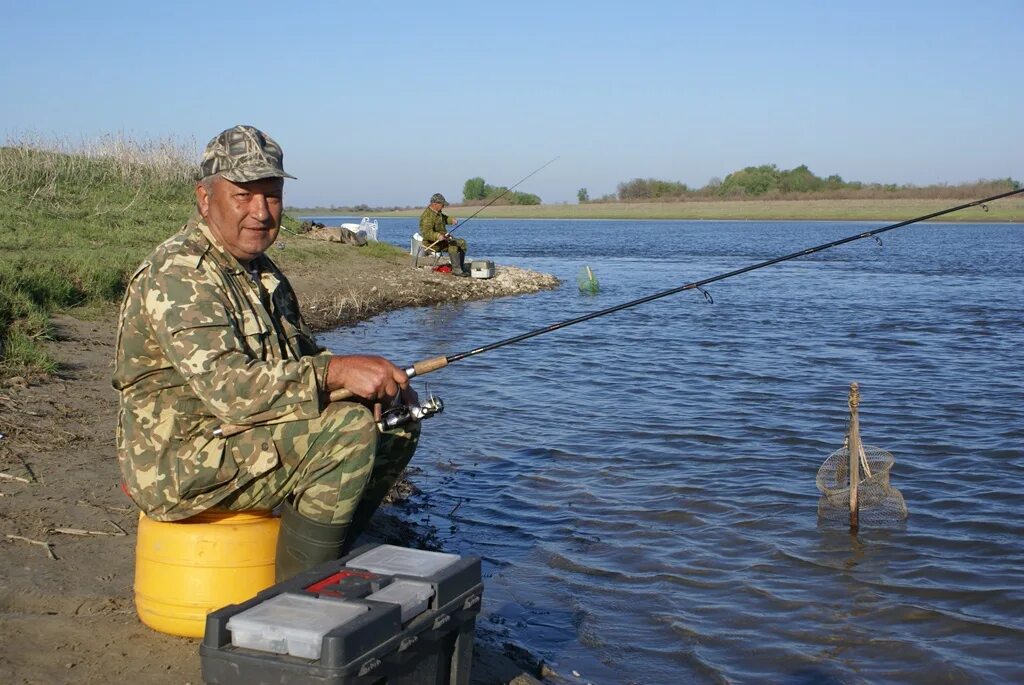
left=2, top=1, right=1022, bottom=208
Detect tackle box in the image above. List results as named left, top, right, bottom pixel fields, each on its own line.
left=200, top=543, right=482, bottom=685
left=470, top=260, right=495, bottom=279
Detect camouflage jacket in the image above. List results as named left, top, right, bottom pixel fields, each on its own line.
left=112, top=220, right=332, bottom=519
left=418, top=207, right=456, bottom=245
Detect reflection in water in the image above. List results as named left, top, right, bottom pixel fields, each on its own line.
left=321, top=219, right=1024, bottom=684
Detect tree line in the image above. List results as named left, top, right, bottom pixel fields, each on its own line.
left=462, top=177, right=541, bottom=205
left=577, top=164, right=1021, bottom=203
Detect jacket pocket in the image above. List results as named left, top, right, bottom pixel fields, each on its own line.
left=227, top=431, right=280, bottom=481
left=176, top=434, right=239, bottom=498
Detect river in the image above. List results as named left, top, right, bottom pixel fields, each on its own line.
left=306, top=216, right=1024, bottom=684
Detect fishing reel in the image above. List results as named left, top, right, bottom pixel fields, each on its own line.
left=377, top=392, right=444, bottom=432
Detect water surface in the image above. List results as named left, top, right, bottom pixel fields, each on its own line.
left=314, top=217, right=1024, bottom=684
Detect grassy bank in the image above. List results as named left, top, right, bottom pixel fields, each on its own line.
left=301, top=196, right=1024, bottom=222
left=0, top=141, right=196, bottom=376
left=0, top=141, right=404, bottom=379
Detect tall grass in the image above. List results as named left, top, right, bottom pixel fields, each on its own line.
left=0, top=134, right=197, bottom=194
left=0, top=135, right=200, bottom=376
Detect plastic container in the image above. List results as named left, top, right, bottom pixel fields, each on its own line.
left=366, top=579, right=434, bottom=622
left=346, top=544, right=460, bottom=577
left=227, top=593, right=367, bottom=659
left=470, top=260, right=495, bottom=279
left=134, top=510, right=280, bottom=638
left=358, top=217, right=379, bottom=241
left=201, top=542, right=483, bottom=685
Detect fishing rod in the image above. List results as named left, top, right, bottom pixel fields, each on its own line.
left=213, top=187, right=1022, bottom=438
left=423, top=156, right=560, bottom=251
left=379, top=186, right=1024, bottom=389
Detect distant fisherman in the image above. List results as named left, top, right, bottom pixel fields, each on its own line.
left=419, top=192, right=469, bottom=276
left=112, top=124, right=420, bottom=582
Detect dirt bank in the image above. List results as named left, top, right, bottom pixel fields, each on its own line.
left=0, top=246, right=561, bottom=685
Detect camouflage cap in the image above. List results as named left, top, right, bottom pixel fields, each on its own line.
left=200, top=125, right=296, bottom=182
left=430, top=192, right=449, bottom=206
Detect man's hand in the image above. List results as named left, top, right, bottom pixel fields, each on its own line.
left=399, top=384, right=420, bottom=408
left=449, top=218, right=458, bottom=226
left=325, top=355, right=409, bottom=402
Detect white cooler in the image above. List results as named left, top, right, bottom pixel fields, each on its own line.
left=470, top=260, right=495, bottom=279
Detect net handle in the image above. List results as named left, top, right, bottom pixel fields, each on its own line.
left=848, top=382, right=864, bottom=530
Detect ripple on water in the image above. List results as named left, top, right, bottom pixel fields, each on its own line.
left=324, top=220, right=1024, bottom=683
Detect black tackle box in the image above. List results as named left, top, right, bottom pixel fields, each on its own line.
left=200, top=543, right=482, bottom=684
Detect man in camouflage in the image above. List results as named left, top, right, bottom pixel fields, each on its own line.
left=112, top=124, right=419, bottom=581
left=419, top=192, right=469, bottom=276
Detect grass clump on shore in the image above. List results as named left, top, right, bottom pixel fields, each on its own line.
left=0, top=137, right=403, bottom=379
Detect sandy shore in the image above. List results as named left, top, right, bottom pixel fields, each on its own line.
left=0, top=248, right=560, bottom=685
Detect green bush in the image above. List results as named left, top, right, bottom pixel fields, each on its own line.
left=460, top=177, right=543, bottom=205
left=509, top=192, right=541, bottom=205
left=617, top=177, right=689, bottom=201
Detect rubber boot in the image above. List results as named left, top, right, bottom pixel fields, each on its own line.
left=340, top=497, right=379, bottom=556
left=275, top=501, right=350, bottom=582
left=340, top=473, right=402, bottom=555
left=452, top=250, right=469, bottom=277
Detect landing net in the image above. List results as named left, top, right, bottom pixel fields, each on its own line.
left=816, top=383, right=908, bottom=526
left=816, top=443, right=907, bottom=524
left=577, top=265, right=600, bottom=295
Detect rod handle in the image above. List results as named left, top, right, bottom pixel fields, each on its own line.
left=326, top=356, right=447, bottom=402
left=412, top=355, right=449, bottom=376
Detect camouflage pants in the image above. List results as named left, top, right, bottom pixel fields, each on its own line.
left=428, top=236, right=467, bottom=264
left=218, top=401, right=419, bottom=524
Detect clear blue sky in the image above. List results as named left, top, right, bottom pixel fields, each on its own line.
left=2, top=1, right=1021, bottom=207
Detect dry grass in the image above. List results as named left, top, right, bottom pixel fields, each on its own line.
left=302, top=289, right=390, bottom=329
left=0, top=133, right=197, bottom=195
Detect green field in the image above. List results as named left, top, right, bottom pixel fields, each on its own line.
left=298, top=196, right=1024, bottom=223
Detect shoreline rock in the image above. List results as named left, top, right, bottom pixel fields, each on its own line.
left=298, top=263, right=561, bottom=332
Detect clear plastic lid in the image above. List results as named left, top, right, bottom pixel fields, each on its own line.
left=346, top=544, right=460, bottom=578
left=227, top=593, right=366, bottom=660
left=367, top=580, right=435, bottom=622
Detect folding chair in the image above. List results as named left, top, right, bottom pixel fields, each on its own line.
left=410, top=232, right=445, bottom=268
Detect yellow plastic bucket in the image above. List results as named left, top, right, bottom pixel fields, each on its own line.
left=134, top=510, right=280, bottom=638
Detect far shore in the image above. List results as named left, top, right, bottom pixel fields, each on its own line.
left=291, top=197, right=1024, bottom=223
